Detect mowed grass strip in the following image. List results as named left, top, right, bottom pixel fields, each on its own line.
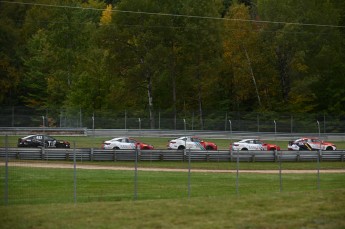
left=1, top=166, right=344, bottom=205
left=1, top=189, right=344, bottom=229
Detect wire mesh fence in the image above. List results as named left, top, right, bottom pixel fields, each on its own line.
left=1, top=144, right=345, bottom=205
left=1, top=106, right=345, bottom=133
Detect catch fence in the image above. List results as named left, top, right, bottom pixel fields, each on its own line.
left=1, top=106, right=345, bottom=133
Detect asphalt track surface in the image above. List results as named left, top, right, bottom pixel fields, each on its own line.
left=5, top=162, right=345, bottom=174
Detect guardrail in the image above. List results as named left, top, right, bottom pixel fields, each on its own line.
left=0, top=148, right=344, bottom=162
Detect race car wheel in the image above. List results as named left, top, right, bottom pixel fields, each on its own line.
left=206, top=146, right=213, bottom=150
left=178, top=145, right=185, bottom=150
left=113, top=147, right=120, bottom=150
left=241, top=148, right=248, bottom=150
left=326, top=146, right=334, bottom=150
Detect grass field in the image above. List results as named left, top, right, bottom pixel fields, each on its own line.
left=0, top=165, right=344, bottom=228
left=1, top=166, right=344, bottom=205
left=1, top=135, right=345, bottom=228
left=0, top=190, right=344, bottom=229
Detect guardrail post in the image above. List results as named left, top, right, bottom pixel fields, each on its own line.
left=90, top=148, right=94, bottom=161
left=252, top=152, right=255, bottom=162
left=113, top=149, right=116, bottom=162
left=41, top=147, right=45, bottom=160
left=319, top=150, right=323, bottom=162
left=296, top=152, right=300, bottom=162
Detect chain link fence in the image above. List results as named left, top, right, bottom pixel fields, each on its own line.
left=1, top=106, right=345, bottom=133
left=1, top=140, right=345, bottom=205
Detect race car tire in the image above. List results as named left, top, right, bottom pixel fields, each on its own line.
left=205, top=146, right=213, bottom=150
left=178, top=145, right=185, bottom=150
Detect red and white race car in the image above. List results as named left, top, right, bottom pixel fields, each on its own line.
left=101, top=137, right=154, bottom=150
left=230, top=139, right=280, bottom=151
left=288, top=137, right=336, bottom=151
left=167, top=136, right=217, bottom=150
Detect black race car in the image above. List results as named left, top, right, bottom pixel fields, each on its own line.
left=17, top=135, right=70, bottom=148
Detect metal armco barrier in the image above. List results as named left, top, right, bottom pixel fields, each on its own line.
left=0, top=148, right=344, bottom=162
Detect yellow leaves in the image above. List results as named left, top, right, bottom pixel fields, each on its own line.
left=100, top=5, right=112, bottom=26
left=222, top=3, right=263, bottom=103
left=294, top=62, right=309, bottom=73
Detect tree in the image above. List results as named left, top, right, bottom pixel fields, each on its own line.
left=258, top=0, right=345, bottom=113
left=222, top=3, right=270, bottom=111
left=179, top=0, right=223, bottom=129
left=0, top=0, right=28, bottom=105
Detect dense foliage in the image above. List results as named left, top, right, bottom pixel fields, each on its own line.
left=1, top=0, right=345, bottom=128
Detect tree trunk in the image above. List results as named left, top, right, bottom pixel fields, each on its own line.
left=146, top=71, right=155, bottom=129
left=196, top=67, right=203, bottom=130
left=242, top=44, right=261, bottom=107
left=170, top=42, right=177, bottom=130
left=275, top=46, right=291, bottom=102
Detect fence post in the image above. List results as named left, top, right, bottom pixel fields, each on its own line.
left=317, top=150, right=320, bottom=191
left=279, top=150, right=282, bottom=193
left=4, top=135, right=9, bottom=205
left=134, top=147, right=138, bottom=201
left=73, top=142, right=77, bottom=205
left=188, top=148, right=191, bottom=199
left=236, top=150, right=239, bottom=195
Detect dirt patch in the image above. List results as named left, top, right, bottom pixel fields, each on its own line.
left=4, top=162, right=345, bottom=174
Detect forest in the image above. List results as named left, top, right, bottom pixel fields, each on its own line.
left=1, top=0, right=345, bottom=129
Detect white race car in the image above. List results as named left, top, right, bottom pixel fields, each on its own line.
left=288, top=137, right=336, bottom=151
left=230, top=139, right=280, bottom=151
left=167, top=136, right=217, bottom=150
left=101, top=137, right=154, bottom=150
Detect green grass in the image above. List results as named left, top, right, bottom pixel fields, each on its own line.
left=1, top=166, right=344, bottom=205
left=1, top=135, right=344, bottom=229
left=1, top=165, right=344, bottom=228
left=0, top=166, right=345, bottom=228
left=0, top=190, right=344, bottom=229
left=2, top=135, right=345, bottom=150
